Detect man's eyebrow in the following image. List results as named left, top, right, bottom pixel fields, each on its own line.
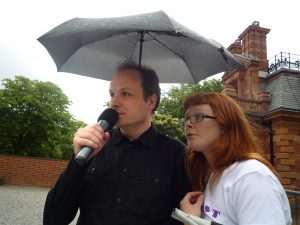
left=109, top=87, right=133, bottom=92
left=111, top=87, right=133, bottom=91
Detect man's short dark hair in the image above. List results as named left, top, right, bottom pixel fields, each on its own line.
left=116, top=61, right=161, bottom=113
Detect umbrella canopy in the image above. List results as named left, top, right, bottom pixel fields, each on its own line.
left=38, top=11, right=243, bottom=83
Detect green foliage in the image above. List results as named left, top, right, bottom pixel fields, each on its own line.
left=0, top=76, right=86, bottom=159
left=152, top=113, right=185, bottom=142
left=158, top=79, right=223, bottom=119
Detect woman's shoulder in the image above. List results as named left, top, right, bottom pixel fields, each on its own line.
left=222, top=159, right=277, bottom=186
left=235, top=159, right=270, bottom=171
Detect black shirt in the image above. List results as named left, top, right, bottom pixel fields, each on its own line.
left=44, top=125, right=191, bottom=225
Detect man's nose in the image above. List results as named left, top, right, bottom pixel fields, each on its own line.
left=109, top=96, right=120, bottom=109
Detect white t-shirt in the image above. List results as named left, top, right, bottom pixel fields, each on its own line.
left=203, top=159, right=292, bottom=225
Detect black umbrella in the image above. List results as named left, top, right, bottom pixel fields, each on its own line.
left=38, top=11, right=243, bottom=83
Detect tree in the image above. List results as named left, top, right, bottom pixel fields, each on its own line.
left=152, top=113, right=184, bottom=142
left=158, top=79, right=223, bottom=119
left=0, top=76, right=86, bottom=159
left=152, top=79, right=223, bottom=141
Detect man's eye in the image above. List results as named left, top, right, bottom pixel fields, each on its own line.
left=123, top=92, right=130, bottom=96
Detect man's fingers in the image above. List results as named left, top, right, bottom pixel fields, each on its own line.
left=76, top=125, right=103, bottom=142
left=73, top=124, right=105, bottom=155
left=88, top=132, right=111, bottom=158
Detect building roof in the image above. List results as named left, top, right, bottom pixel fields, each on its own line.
left=264, top=75, right=300, bottom=112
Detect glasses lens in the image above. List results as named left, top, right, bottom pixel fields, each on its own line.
left=193, top=114, right=203, bottom=123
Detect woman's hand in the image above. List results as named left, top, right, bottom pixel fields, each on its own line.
left=180, top=191, right=204, bottom=217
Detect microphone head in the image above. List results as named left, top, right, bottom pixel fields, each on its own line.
left=97, top=108, right=118, bottom=130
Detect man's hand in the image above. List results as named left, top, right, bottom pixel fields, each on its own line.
left=73, top=124, right=110, bottom=160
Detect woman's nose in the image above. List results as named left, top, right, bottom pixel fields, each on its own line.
left=184, top=119, right=193, bottom=128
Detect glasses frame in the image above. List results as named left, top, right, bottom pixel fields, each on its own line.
left=181, top=113, right=217, bottom=126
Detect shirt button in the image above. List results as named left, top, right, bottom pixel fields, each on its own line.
left=116, top=198, right=122, bottom=203
left=154, top=178, right=159, bottom=183
left=127, top=144, right=132, bottom=148
left=91, top=167, right=96, bottom=172
left=122, top=168, right=127, bottom=173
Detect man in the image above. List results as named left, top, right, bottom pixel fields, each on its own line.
left=43, top=62, right=191, bottom=225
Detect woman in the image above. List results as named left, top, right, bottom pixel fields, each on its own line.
left=179, top=92, right=292, bottom=225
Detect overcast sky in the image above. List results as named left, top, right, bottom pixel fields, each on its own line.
left=1, top=0, right=299, bottom=124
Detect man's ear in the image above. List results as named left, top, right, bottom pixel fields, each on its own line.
left=147, top=94, right=157, bottom=112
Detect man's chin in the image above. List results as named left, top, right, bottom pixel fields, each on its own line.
left=116, top=121, right=125, bottom=128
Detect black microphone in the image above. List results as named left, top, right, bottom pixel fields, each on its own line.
left=75, top=108, right=118, bottom=166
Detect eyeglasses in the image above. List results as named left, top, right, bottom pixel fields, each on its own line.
left=180, top=113, right=217, bottom=126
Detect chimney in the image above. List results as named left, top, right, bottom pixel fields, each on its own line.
left=228, top=39, right=242, bottom=54
left=238, top=21, right=270, bottom=71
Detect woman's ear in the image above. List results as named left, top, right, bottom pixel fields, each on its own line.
left=220, top=126, right=225, bottom=135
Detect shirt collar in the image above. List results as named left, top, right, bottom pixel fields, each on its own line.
left=112, top=124, right=158, bottom=148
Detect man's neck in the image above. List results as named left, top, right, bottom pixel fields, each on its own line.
left=120, top=121, right=152, bottom=141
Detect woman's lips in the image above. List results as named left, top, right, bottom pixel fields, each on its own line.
left=186, top=133, right=195, bottom=137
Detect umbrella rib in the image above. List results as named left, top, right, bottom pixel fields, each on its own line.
left=147, top=32, right=196, bottom=81
left=147, top=33, right=179, bottom=55
left=138, top=31, right=144, bottom=67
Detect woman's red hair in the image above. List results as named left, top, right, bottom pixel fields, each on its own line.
left=183, top=92, right=276, bottom=191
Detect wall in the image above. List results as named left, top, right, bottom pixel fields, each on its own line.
left=0, top=154, right=68, bottom=188
left=272, top=119, right=300, bottom=189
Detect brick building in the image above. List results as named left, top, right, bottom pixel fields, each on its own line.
left=222, top=21, right=300, bottom=190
